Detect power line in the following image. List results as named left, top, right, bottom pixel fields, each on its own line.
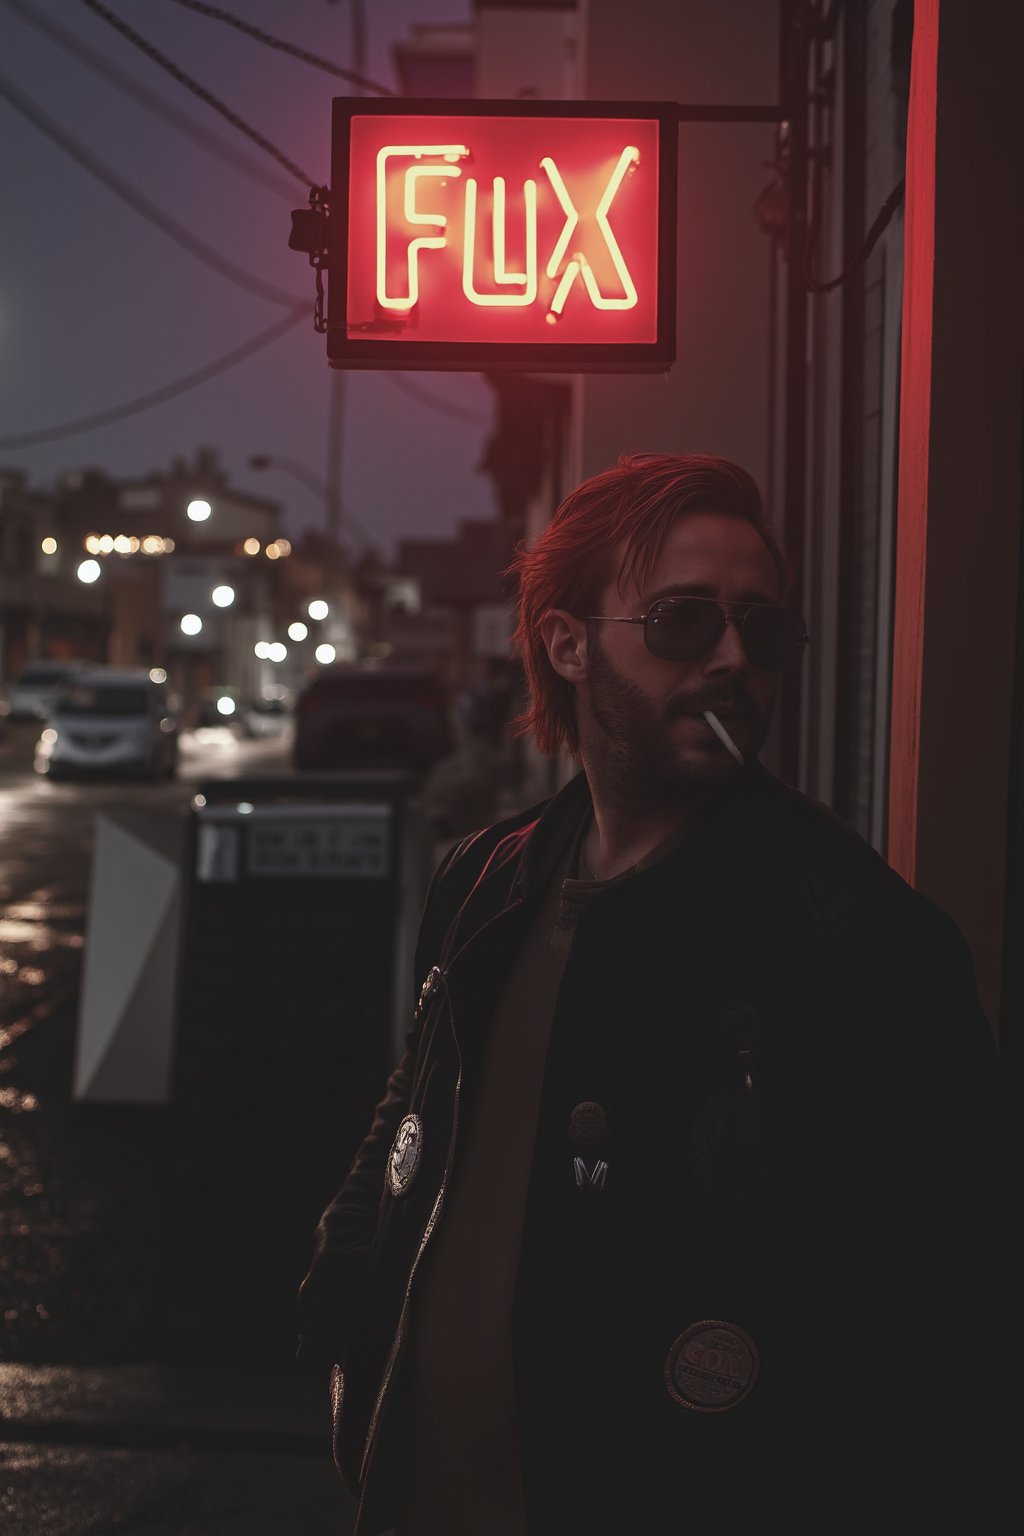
left=0, top=69, right=304, bottom=310
left=2, top=0, right=298, bottom=202
left=384, top=373, right=488, bottom=427
left=79, top=0, right=317, bottom=189
left=0, top=311, right=306, bottom=450
left=167, top=0, right=396, bottom=98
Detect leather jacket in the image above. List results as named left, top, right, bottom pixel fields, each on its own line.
left=297, top=763, right=1013, bottom=1535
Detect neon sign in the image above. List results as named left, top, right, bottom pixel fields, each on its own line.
left=328, top=101, right=678, bottom=372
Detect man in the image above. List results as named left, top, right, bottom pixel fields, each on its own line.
left=298, top=454, right=1013, bottom=1535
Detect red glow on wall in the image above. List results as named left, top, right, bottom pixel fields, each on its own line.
left=329, top=102, right=677, bottom=371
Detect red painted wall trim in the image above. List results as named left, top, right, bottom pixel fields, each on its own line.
left=888, top=0, right=939, bottom=887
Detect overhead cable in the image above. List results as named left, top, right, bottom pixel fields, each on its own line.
left=167, top=0, right=396, bottom=97
left=0, top=311, right=306, bottom=450
left=384, top=373, right=488, bottom=427
left=79, top=0, right=317, bottom=189
left=2, top=0, right=297, bottom=202
left=0, top=69, right=303, bottom=309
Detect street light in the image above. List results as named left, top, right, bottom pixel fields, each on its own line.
left=308, top=599, right=329, bottom=621
left=315, top=643, right=336, bottom=665
left=187, top=499, right=212, bottom=522
left=212, top=585, right=235, bottom=607
left=288, top=621, right=308, bottom=641
left=180, top=614, right=203, bottom=636
left=77, top=559, right=101, bottom=583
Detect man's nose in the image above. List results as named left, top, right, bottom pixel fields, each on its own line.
left=701, top=614, right=749, bottom=674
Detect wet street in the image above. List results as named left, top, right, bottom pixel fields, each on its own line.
left=0, top=717, right=297, bottom=1364
left=0, top=718, right=359, bottom=1533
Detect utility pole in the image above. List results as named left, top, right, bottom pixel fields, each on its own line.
left=324, top=0, right=366, bottom=553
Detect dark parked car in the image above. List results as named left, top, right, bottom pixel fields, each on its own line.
left=293, top=665, right=452, bottom=775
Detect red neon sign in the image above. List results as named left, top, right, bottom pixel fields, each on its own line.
left=328, top=101, right=677, bottom=372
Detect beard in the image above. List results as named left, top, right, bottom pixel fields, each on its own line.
left=582, top=629, right=769, bottom=811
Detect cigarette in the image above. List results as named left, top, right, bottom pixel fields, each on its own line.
left=702, top=710, right=744, bottom=765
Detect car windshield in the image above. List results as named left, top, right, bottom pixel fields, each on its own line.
left=57, top=685, right=151, bottom=717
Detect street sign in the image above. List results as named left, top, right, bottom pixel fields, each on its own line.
left=328, top=100, right=678, bottom=372
left=195, top=802, right=391, bottom=880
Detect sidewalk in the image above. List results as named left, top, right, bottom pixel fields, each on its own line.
left=0, top=768, right=547, bottom=1534
left=0, top=1360, right=356, bottom=1535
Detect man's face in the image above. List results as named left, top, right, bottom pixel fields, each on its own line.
left=578, top=512, right=783, bottom=800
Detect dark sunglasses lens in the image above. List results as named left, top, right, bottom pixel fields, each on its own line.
left=645, top=603, right=723, bottom=660
left=743, top=606, right=807, bottom=669
left=645, top=601, right=807, bottom=670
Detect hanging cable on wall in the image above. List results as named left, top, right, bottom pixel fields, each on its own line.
left=805, top=176, right=906, bottom=294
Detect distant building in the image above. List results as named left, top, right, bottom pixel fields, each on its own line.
left=0, top=450, right=294, bottom=708
left=387, top=515, right=519, bottom=688
left=0, top=467, right=110, bottom=679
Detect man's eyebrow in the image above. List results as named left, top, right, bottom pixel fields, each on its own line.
left=644, top=582, right=779, bottom=605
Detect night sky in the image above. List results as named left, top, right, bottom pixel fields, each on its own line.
left=0, top=0, right=491, bottom=559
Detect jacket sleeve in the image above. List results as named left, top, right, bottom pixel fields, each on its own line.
left=295, top=834, right=470, bottom=1364
left=813, top=882, right=1017, bottom=1530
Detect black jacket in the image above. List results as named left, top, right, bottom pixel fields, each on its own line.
left=298, top=763, right=1014, bottom=1535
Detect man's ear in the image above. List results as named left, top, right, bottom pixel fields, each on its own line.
left=539, top=608, right=589, bottom=685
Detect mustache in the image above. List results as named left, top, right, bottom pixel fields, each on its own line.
left=664, top=691, right=754, bottom=722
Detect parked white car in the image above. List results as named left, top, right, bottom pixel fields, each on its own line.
left=240, top=695, right=291, bottom=739
left=37, top=668, right=179, bottom=780
left=8, top=659, right=85, bottom=721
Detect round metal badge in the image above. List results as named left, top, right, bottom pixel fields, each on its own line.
left=387, top=1113, right=424, bottom=1198
left=664, top=1320, right=760, bottom=1413
left=568, top=1100, right=609, bottom=1146
left=415, top=966, right=444, bottom=1020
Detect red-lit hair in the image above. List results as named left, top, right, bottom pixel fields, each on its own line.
left=508, top=452, right=794, bottom=760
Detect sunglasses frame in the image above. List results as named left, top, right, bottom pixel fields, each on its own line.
left=586, top=596, right=810, bottom=671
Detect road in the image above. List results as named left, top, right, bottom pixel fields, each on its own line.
left=0, top=719, right=360, bottom=1534
left=0, top=716, right=293, bottom=911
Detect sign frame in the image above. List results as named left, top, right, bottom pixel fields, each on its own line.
left=327, top=97, right=678, bottom=373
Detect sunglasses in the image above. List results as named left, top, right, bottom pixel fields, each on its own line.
left=587, top=596, right=810, bottom=672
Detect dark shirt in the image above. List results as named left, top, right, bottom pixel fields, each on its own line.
left=402, top=814, right=699, bottom=1535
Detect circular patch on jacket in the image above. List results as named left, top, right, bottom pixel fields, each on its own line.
left=664, top=1320, right=759, bottom=1412
left=387, top=1114, right=424, bottom=1198
left=568, top=1100, right=609, bottom=1146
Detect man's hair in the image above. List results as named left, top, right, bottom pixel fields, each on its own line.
left=508, top=452, right=795, bottom=760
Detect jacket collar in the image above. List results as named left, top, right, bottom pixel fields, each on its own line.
left=510, top=757, right=779, bottom=904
